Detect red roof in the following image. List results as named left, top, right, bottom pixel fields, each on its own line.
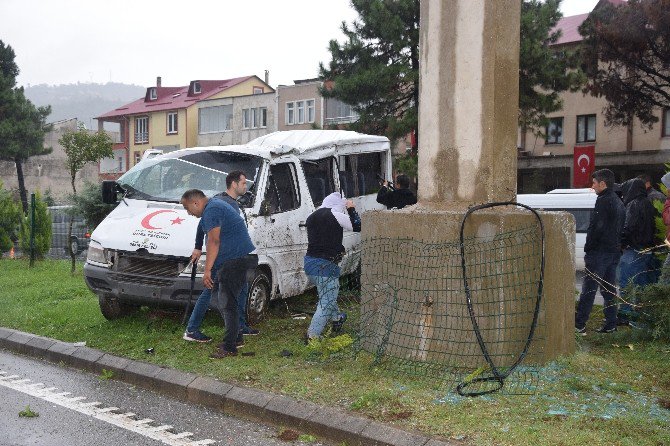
left=97, top=76, right=260, bottom=120
left=551, top=0, right=627, bottom=46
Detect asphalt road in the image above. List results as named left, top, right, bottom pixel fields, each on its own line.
left=0, top=349, right=324, bottom=446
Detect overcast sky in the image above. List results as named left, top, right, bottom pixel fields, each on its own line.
left=1, top=0, right=600, bottom=89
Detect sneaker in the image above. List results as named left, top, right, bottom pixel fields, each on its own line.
left=236, top=336, right=245, bottom=348
left=575, top=326, right=587, bottom=336
left=209, top=347, right=237, bottom=359
left=595, top=326, right=617, bottom=334
left=331, top=312, right=347, bottom=334
left=183, top=330, right=212, bottom=343
left=303, top=333, right=321, bottom=345
left=241, top=326, right=260, bottom=336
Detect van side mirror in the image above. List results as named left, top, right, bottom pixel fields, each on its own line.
left=102, top=180, right=122, bottom=204
left=258, top=199, right=271, bottom=217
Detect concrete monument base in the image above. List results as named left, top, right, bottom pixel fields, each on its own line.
left=359, top=205, right=575, bottom=368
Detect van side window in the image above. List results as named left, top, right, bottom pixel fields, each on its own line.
left=266, top=163, right=300, bottom=214
left=565, top=209, right=591, bottom=233
left=301, top=158, right=336, bottom=206
left=338, top=152, right=383, bottom=198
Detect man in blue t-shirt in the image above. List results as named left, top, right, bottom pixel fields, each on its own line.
left=181, top=189, right=257, bottom=359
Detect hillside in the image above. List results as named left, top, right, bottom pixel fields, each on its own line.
left=24, top=82, right=145, bottom=130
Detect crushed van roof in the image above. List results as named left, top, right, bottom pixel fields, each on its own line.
left=245, top=130, right=390, bottom=158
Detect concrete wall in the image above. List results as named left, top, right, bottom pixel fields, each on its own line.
left=0, top=119, right=101, bottom=203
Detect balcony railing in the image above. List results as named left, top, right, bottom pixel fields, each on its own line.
left=324, top=115, right=359, bottom=125
left=134, top=132, right=149, bottom=144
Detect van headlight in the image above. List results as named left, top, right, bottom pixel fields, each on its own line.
left=181, top=255, right=206, bottom=275
left=86, top=241, right=109, bottom=266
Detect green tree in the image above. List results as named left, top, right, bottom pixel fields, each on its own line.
left=0, top=180, right=20, bottom=252
left=519, top=0, right=584, bottom=139
left=18, top=190, right=51, bottom=259
left=319, top=0, right=420, bottom=147
left=70, top=181, right=117, bottom=229
left=579, top=0, right=670, bottom=128
left=320, top=1, right=583, bottom=149
left=59, top=123, right=112, bottom=271
left=0, top=40, right=52, bottom=214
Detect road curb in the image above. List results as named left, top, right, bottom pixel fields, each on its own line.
left=0, top=327, right=454, bottom=446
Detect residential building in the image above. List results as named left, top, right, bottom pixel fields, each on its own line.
left=96, top=75, right=275, bottom=170
left=518, top=0, right=670, bottom=192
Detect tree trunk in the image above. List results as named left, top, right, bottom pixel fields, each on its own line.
left=626, top=120, right=633, bottom=152
left=15, top=157, right=28, bottom=214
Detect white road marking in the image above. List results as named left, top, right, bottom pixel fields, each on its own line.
left=0, top=368, right=216, bottom=446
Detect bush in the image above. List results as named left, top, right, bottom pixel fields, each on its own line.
left=18, top=190, right=52, bottom=258
left=0, top=180, right=20, bottom=252
left=627, top=280, right=670, bottom=341
left=69, top=181, right=117, bottom=229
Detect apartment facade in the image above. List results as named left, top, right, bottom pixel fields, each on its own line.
left=96, top=76, right=275, bottom=172
left=518, top=0, right=670, bottom=192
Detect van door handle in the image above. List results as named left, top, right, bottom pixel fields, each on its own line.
left=299, top=222, right=307, bottom=228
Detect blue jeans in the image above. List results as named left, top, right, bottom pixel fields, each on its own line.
left=186, top=283, right=250, bottom=333
left=575, top=251, right=621, bottom=330
left=618, top=249, right=655, bottom=321
left=307, top=274, right=341, bottom=338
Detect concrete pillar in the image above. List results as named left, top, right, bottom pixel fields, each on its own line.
left=418, top=0, right=519, bottom=205
left=360, top=0, right=575, bottom=367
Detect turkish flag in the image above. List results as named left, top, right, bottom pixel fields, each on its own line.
left=573, top=146, right=595, bottom=188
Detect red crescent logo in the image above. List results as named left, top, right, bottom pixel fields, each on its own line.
left=141, top=210, right=176, bottom=230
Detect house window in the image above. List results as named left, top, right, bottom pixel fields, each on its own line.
left=193, top=82, right=201, bottom=94
left=307, top=99, right=315, bottom=123
left=199, top=105, right=233, bottom=133
left=243, top=108, right=254, bottom=129
left=253, top=86, right=263, bottom=95
left=259, top=107, right=267, bottom=128
left=576, top=114, right=596, bottom=143
left=325, top=98, right=359, bottom=125
left=545, top=117, right=563, bottom=144
left=297, top=101, right=305, bottom=124
left=286, top=102, right=295, bottom=125
left=149, top=88, right=157, bottom=100
left=167, top=112, right=178, bottom=134
left=118, top=121, right=125, bottom=143
left=663, top=108, right=670, bottom=137
left=134, top=116, right=149, bottom=144
left=133, top=151, right=141, bottom=165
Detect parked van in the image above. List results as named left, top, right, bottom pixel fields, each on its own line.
left=84, top=130, right=391, bottom=320
left=517, top=189, right=597, bottom=270
left=48, top=205, right=91, bottom=255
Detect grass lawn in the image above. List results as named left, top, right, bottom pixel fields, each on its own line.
left=0, top=259, right=668, bottom=446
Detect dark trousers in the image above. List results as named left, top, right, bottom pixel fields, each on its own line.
left=214, top=254, right=258, bottom=352
left=575, top=251, right=621, bottom=330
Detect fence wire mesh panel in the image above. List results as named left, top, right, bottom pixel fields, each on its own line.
left=327, top=219, right=546, bottom=396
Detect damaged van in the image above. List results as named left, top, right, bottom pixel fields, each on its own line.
left=84, top=130, right=392, bottom=321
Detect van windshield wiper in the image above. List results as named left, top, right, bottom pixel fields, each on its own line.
left=118, top=183, right=151, bottom=200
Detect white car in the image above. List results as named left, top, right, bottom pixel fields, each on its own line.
left=517, top=189, right=597, bottom=270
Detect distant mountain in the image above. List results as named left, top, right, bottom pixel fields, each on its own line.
left=24, top=82, right=146, bottom=130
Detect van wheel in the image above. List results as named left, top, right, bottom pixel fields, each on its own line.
left=98, top=294, right=135, bottom=320
left=247, top=270, right=270, bottom=325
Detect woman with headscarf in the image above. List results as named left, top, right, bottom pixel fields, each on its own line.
left=304, top=192, right=361, bottom=341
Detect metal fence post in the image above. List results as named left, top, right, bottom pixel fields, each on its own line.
left=29, top=192, right=35, bottom=267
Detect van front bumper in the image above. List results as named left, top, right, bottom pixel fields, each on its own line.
left=84, top=262, right=205, bottom=307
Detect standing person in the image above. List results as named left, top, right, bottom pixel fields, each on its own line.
left=617, top=178, right=657, bottom=326
left=660, top=172, right=670, bottom=283
left=376, top=174, right=417, bottom=210
left=575, top=169, right=626, bottom=335
left=183, top=171, right=259, bottom=343
left=637, top=174, right=666, bottom=205
left=304, top=192, right=361, bottom=342
left=181, top=189, right=257, bottom=359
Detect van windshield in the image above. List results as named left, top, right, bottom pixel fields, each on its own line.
left=117, top=150, right=264, bottom=205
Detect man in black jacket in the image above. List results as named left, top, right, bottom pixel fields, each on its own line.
left=617, top=178, right=657, bottom=325
left=575, top=169, right=626, bottom=335
left=376, top=174, right=417, bottom=210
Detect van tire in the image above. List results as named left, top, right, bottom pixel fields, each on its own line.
left=247, top=270, right=270, bottom=325
left=98, top=294, right=135, bottom=320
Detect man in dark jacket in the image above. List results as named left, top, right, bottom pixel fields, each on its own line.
left=575, top=169, right=626, bottom=335
left=376, top=174, right=417, bottom=210
left=617, top=178, right=657, bottom=325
